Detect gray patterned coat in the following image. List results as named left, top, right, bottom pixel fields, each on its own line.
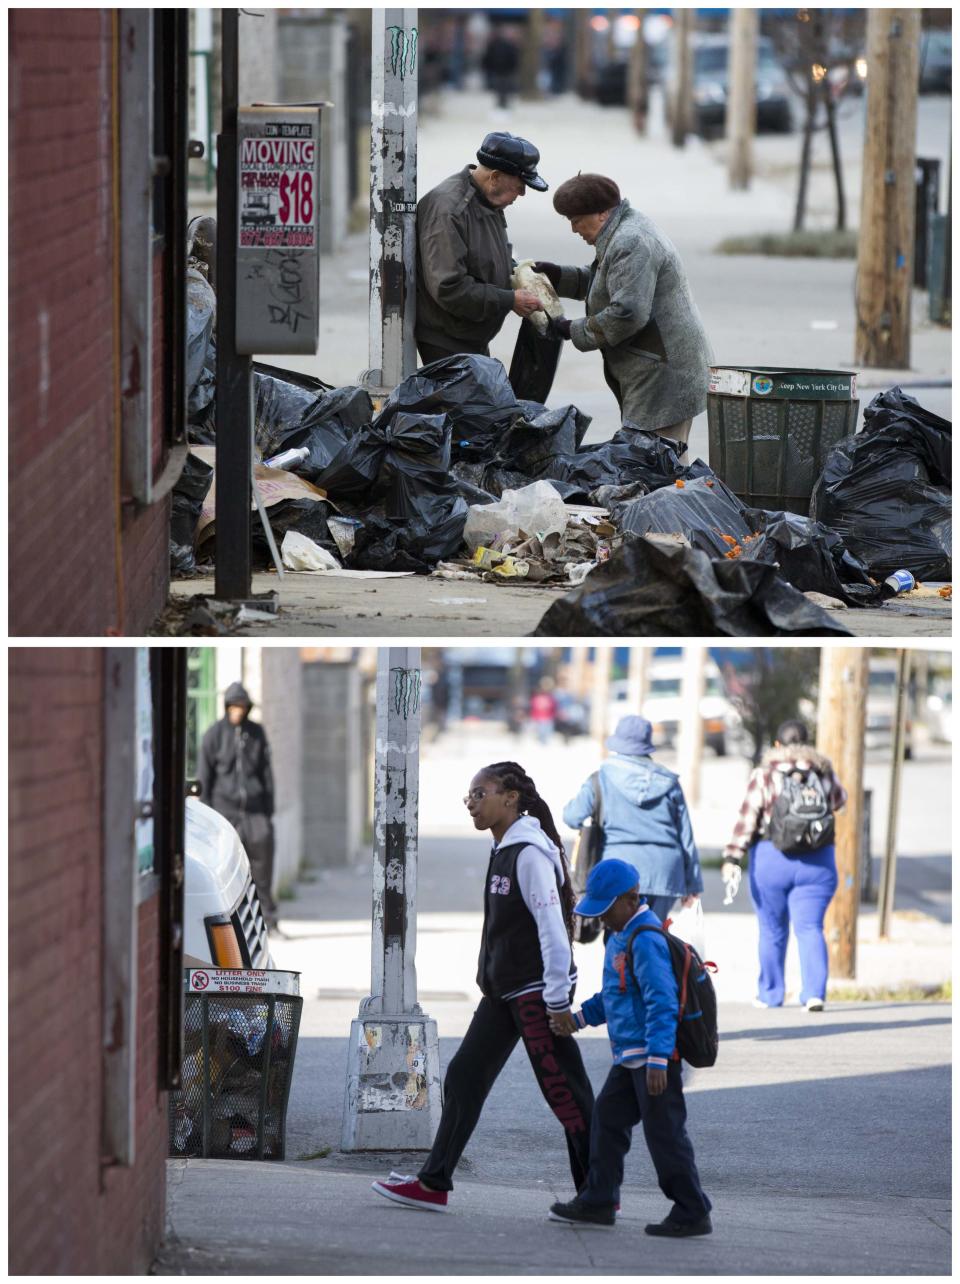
left=557, top=200, right=711, bottom=431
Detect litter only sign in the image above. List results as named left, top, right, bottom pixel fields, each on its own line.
left=186, top=968, right=300, bottom=997
left=708, top=366, right=857, bottom=401
left=236, top=105, right=322, bottom=356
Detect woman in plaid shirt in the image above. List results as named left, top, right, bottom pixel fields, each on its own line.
left=722, top=720, right=847, bottom=1011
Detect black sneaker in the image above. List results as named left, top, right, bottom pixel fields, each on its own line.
left=549, top=1198, right=616, bottom=1229
left=644, top=1214, right=713, bottom=1238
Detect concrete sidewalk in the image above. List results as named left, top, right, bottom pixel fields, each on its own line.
left=157, top=997, right=951, bottom=1275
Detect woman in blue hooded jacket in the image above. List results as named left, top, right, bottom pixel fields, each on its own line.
left=563, top=715, right=703, bottom=923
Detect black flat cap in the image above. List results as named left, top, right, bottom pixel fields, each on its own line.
left=476, top=132, right=548, bottom=191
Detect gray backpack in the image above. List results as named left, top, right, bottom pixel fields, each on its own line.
left=766, top=768, right=835, bottom=855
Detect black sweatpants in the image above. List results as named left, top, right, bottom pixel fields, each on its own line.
left=234, top=812, right=278, bottom=927
left=581, top=1061, right=711, bottom=1224
left=418, top=992, right=595, bottom=1193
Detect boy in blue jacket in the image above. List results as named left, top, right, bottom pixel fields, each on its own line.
left=547, top=859, right=712, bottom=1235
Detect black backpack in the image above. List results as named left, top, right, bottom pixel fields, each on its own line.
left=626, top=924, right=719, bottom=1068
left=766, top=767, right=835, bottom=855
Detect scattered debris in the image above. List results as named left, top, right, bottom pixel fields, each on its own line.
left=173, top=260, right=952, bottom=630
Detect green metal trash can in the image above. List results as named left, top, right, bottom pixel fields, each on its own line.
left=707, top=366, right=859, bottom=515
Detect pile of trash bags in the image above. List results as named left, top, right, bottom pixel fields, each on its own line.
left=172, top=293, right=952, bottom=635
left=811, top=387, right=951, bottom=582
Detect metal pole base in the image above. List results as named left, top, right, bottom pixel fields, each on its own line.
left=340, top=1015, right=442, bottom=1152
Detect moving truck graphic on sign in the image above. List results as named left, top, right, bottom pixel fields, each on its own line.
left=242, top=190, right=278, bottom=227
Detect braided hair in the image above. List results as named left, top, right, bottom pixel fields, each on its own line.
left=481, top=760, right=577, bottom=935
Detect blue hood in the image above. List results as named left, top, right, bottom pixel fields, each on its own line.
left=605, top=754, right=678, bottom=805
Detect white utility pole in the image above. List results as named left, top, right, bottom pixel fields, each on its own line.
left=590, top=646, right=614, bottom=752
left=626, top=646, right=650, bottom=713
left=676, top=645, right=706, bottom=806
left=365, top=8, right=419, bottom=392
left=342, top=647, right=442, bottom=1150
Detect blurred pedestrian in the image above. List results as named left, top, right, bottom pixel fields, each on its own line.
left=547, top=859, right=713, bottom=1235
left=199, top=683, right=279, bottom=930
left=529, top=681, right=558, bottom=744
left=415, top=132, right=548, bottom=366
left=533, top=174, right=710, bottom=452
left=722, top=719, right=847, bottom=1011
left=372, top=761, right=594, bottom=1212
left=564, top=715, right=702, bottom=924
left=482, top=27, right=520, bottom=109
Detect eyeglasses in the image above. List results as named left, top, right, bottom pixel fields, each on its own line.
left=463, top=787, right=500, bottom=804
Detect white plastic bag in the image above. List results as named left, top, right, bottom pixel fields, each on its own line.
left=667, top=898, right=705, bottom=961
left=463, top=480, right=569, bottom=553
left=281, top=530, right=341, bottom=572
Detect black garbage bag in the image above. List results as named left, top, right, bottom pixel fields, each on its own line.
left=494, top=402, right=591, bottom=476
left=742, top=509, right=882, bottom=607
left=861, top=386, right=951, bottom=482
left=618, top=476, right=751, bottom=558
left=317, top=412, right=454, bottom=518
left=252, top=498, right=342, bottom=567
left=508, top=317, right=563, bottom=404
left=534, top=533, right=853, bottom=637
left=253, top=363, right=372, bottom=475
left=186, top=268, right=217, bottom=418
left=378, top=354, right=521, bottom=459
left=344, top=495, right=469, bottom=574
left=541, top=424, right=712, bottom=496
left=170, top=453, right=214, bottom=576
left=811, top=387, right=951, bottom=580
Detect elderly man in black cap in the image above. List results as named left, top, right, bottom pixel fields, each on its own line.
left=534, top=174, right=711, bottom=451
left=415, top=132, right=548, bottom=365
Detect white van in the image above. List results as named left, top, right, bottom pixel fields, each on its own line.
left=184, top=796, right=272, bottom=969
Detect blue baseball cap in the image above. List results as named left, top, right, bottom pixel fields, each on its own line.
left=575, top=859, right=640, bottom=918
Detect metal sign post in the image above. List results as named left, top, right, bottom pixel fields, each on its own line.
left=341, top=647, right=442, bottom=1151
left=363, top=8, right=419, bottom=393
left=214, top=9, right=253, bottom=602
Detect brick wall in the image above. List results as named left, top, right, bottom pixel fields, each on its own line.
left=9, top=649, right=168, bottom=1274
left=9, top=11, right=171, bottom=637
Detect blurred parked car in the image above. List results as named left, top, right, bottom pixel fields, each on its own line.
left=918, top=29, right=952, bottom=93
left=608, top=659, right=740, bottom=756
left=678, top=33, right=794, bottom=136
left=926, top=691, right=953, bottom=743
left=594, top=40, right=669, bottom=105
left=185, top=796, right=273, bottom=969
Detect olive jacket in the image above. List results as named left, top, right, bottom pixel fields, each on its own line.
left=415, top=166, right=516, bottom=353
left=557, top=200, right=711, bottom=430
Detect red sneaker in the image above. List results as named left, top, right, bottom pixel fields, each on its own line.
left=371, top=1176, right=449, bottom=1213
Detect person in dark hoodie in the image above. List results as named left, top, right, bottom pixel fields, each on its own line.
left=198, top=682, right=279, bottom=930
left=722, top=720, right=847, bottom=1012
left=371, top=760, right=595, bottom=1213
left=563, top=716, right=703, bottom=925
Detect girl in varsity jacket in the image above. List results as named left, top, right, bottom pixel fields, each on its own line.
left=372, top=761, right=596, bottom=1214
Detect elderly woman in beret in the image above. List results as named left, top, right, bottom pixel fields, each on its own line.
left=534, top=174, right=711, bottom=451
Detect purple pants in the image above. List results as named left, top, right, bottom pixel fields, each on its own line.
left=748, top=840, right=838, bottom=1006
